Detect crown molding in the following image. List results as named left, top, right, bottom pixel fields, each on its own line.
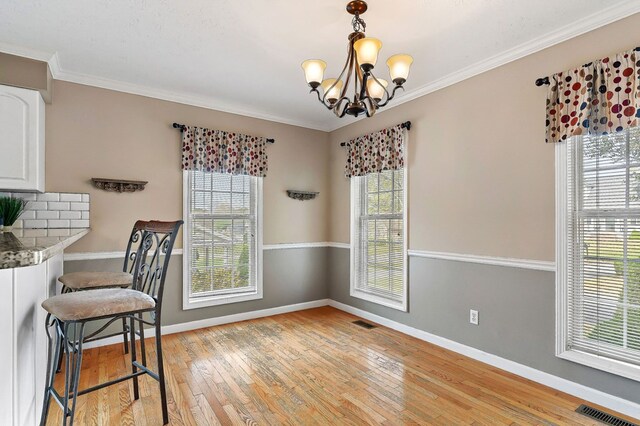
left=0, top=42, right=55, bottom=62
left=2, top=2, right=639, bottom=133
left=325, top=2, right=640, bottom=132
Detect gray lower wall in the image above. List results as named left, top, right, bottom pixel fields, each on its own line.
left=328, top=247, right=640, bottom=405
left=64, top=247, right=329, bottom=328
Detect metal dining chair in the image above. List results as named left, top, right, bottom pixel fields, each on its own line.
left=40, top=220, right=183, bottom=425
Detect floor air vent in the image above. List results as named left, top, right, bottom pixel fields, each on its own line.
left=575, top=404, right=638, bottom=426
left=352, top=320, right=376, bottom=329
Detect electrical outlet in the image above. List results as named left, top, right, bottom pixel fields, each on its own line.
left=470, top=309, right=479, bottom=325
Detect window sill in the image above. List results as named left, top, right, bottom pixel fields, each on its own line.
left=350, top=289, right=407, bottom=312
left=557, top=348, right=640, bottom=382
left=183, top=291, right=262, bottom=310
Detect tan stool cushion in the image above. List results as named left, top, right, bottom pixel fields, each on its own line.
left=58, top=271, right=133, bottom=290
left=42, top=288, right=155, bottom=321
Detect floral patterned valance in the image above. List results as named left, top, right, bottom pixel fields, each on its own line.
left=343, top=124, right=406, bottom=178
left=546, top=47, right=640, bottom=143
left=181, top=126, right=268, bottom=177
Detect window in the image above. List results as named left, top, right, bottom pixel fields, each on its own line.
left=557, top=126, right=640, bottom=380
left=183, top=170, right=262, bottom=309
left=351, top=168, right=407, bottom=311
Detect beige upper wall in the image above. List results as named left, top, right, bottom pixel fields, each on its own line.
left=46, top=80, right=329, bottom=252
left=329, top=13, right=640, bottom=262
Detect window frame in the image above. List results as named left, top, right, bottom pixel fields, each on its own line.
left=350, top=164, right=409, bottom=312
left=556, top=136, right=640, bottom=382
left=182, top=170, right=263, bottom=310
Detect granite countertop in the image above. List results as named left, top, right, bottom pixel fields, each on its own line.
left=0, top=228, right=89, bottom=269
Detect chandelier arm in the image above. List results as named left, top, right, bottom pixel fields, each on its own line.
left=354, top=54, right=365, bottom=98
left=337, top=101, right=351, bottom=118
left=361, top=95, right=377, bottom=117
left=311, top=87, right=323, bottom=103
left=326, top=43, right=355, bottom=107
left=376, top=84, right=405, bottom=108
left=368, top=72, right=390, bottom=105
left=330, top=96, right=352, bottom=116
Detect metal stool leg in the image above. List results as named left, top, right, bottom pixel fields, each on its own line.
left=138, top=313, right=147, bottom=366
left=129, top=316, right=140, bottom=400
left=49, top=321, right=85, bottom=426
left=66, top=322, right=85, bottom=426
left=156, top=320, right=169, bottom=424
left=55, top=320, right=65, bottom=373
left=40, top=314, right=62, bottom=426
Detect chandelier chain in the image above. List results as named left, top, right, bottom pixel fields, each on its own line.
left=352, top=13, right=366, bottom=33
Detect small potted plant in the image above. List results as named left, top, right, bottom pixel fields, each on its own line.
left=0, top=196, right=29, bottom=232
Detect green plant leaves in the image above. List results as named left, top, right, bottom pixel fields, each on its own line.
left=0, top=196, right=28, bottom=226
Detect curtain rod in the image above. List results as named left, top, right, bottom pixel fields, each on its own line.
left=172, top=123, right=275, bottom=144
left=535, top=47, right=640, bottom=86
left=535, top=61, right=594, bottom=87
left=339, top=121, right=412, bottom=147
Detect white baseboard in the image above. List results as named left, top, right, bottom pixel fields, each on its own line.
left=83, top=299, right=330, bottom=349
left=83, top=297, right=640, bottom=419
left=327, top=300, right=640, bottom=420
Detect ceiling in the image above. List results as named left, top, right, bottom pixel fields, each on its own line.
left=1, top=0, right=639, bottom=131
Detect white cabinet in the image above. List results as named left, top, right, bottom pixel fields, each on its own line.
left=0, top=253, right=62, bottom=426
left=0, top=84, right=45, bottom=192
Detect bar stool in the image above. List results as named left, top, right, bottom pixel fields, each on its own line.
left=40, top=220, right=183, bottom=426
left=56, top=220, right=147, bottom=355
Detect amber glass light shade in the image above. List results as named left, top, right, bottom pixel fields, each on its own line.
left=321, top=78, right=343, bottom=102
left=301, top=60, right=327, bottom=86
left=353, top=38, right=382, bottom=70
left=386, top=54, right=413, bottom=85
left=366, top=78, right=388, bottom=101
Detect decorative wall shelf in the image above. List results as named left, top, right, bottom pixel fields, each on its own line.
left=286, top=190, right=319, bottom=201
left=92, top=178, right=148, bottom=193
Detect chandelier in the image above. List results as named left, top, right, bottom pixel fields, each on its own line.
left=301, top=0, right=413, bottom=118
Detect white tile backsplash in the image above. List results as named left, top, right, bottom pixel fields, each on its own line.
left=47, top=219, right=70, bottom=228
left=5, top=191, right=90, bottom=229
left=20, top=210, right=36, bottom=220
left=60, top=193, right=83, bottom=202
left=69, top=219, right=90, bottom=228
left=36, top=210, right=59, bottom=219
left=22, top=229, right=49, bottom=237
left=48, top=201, right=70, bottom=210
left=36, top=193, right=59, bottom=202
left=70, top=202, right=89, bottom=211
left=60, top=211, right=81, bottom=220
left=47, top=228, right=71, bottom=237
left=23, top=219, right=47, bottom=228
left=28, top=201, right=47, bottom=210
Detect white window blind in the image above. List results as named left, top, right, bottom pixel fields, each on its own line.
left=184, top=171, right=261, bottom=307
left=352, top=168, right=406, bottom=309
left=564, top=126, right=640, bottom=372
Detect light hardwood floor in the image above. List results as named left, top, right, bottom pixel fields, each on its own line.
left=45, top=306, right=637, bottom=425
